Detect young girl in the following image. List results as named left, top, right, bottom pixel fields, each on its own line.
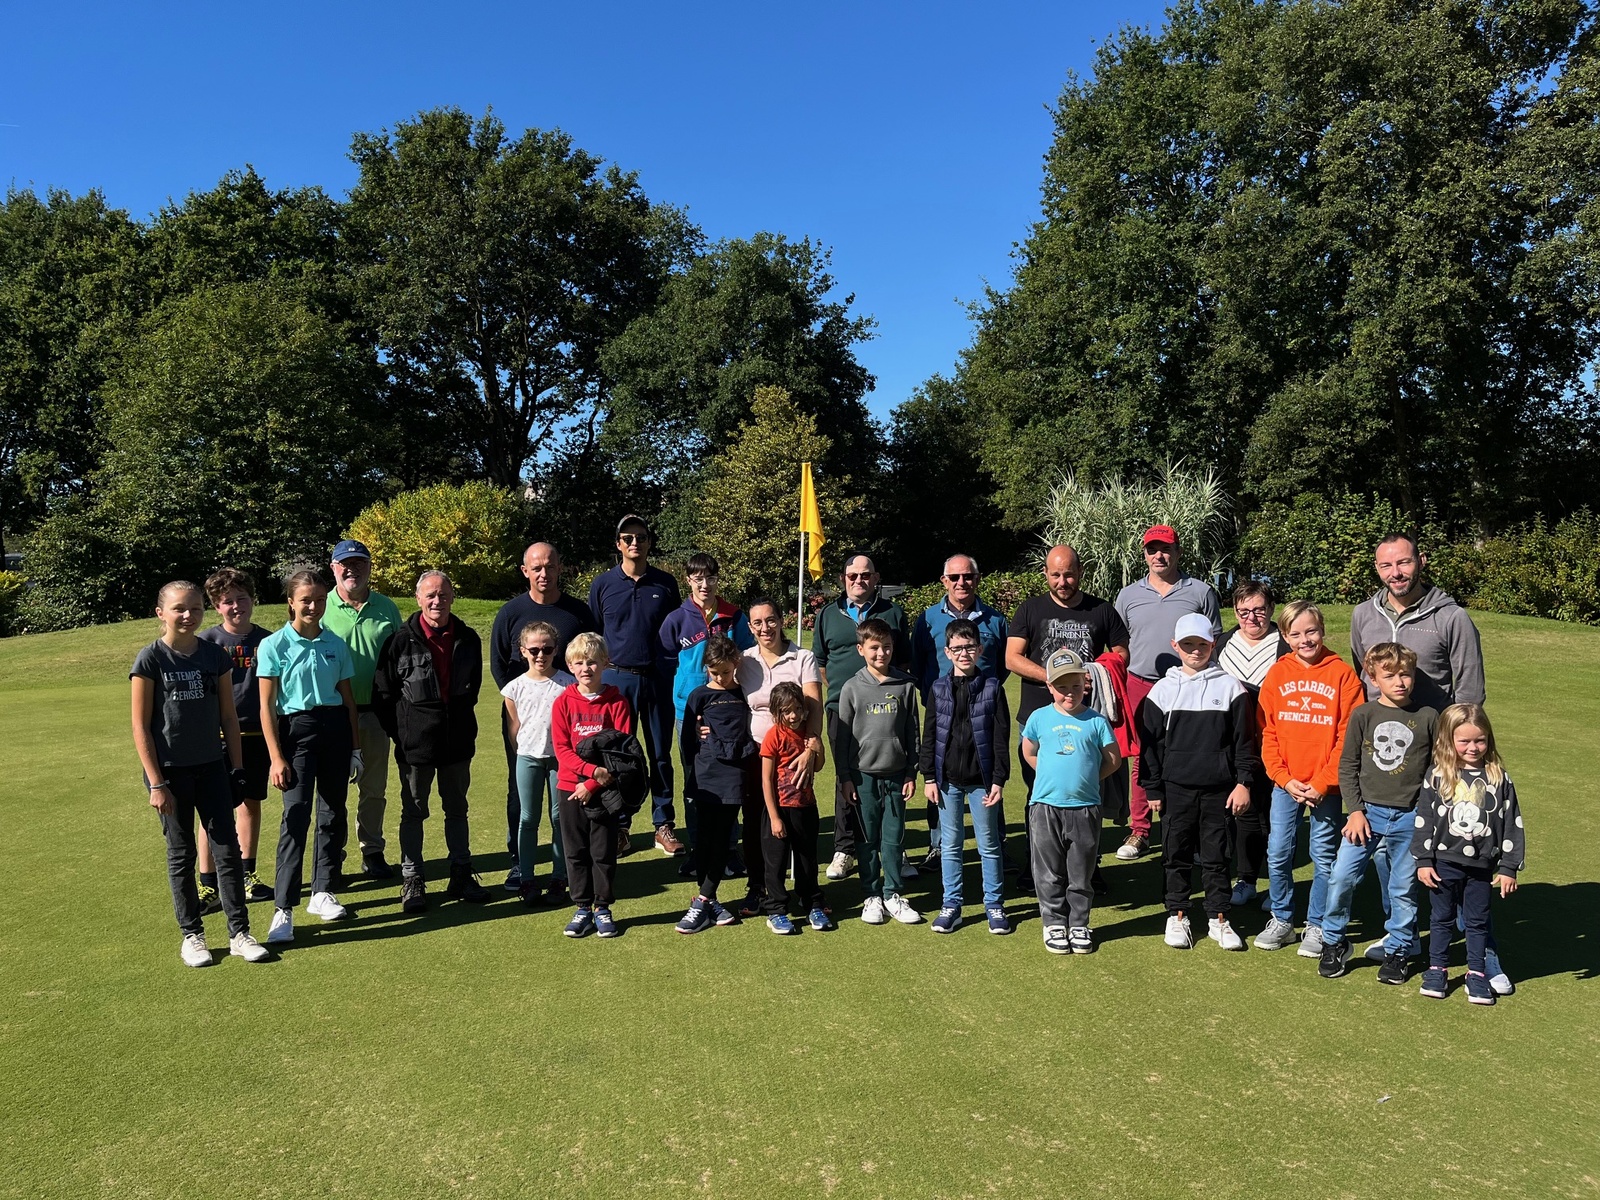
left=1255, top=600, right=1366, bottom=955
left=760, top=682, right=830, bottom=933
left=1413, top=704, right=1525, bottom=1005
left=501, top=621, right=569, bottom=907
left=130, top=580, right=268, bottom=967
left=552, top=632, right=634, bottom=939
left=196, top=568, right=274, bottom=904
left=257, top=569, right=359, bottom=945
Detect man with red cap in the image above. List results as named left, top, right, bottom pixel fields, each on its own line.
left=1112, top=525, right=1222, bottom=860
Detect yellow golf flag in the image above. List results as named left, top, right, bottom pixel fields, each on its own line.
left=799, top=461, right=826, bottom=580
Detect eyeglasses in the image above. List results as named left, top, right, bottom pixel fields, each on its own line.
left=618, top=534, right=647, bottom=545
left=524, top=645, right=556, bottom=657
left=947, top=644, right=979, bottom=655
left=844, top=572, right=873, bottom=582
left=944, top=573, right=976, bottom=583
left=1235, top=607, right=1270, bottom=620
left=688, top=574, right=719, bottom=584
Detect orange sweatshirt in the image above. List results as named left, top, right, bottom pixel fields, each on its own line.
left=1258, top=650, right=1366, bottom=793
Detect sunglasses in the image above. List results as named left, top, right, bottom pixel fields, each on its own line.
left=618, top=533, right=648, bottom=545
left=524, top=645, right=556, bottom=656
left=944, top=573, right=976, bottom=583
left=844, top=572, right=873, bottom=582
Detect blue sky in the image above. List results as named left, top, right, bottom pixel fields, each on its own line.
left=2, top=1, right=1171, bottom=419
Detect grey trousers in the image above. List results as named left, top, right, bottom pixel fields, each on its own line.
left=355, top=709, right=392, bottom=856
left=1029, top=802, right=1101, bottom=930
left=398, top=760, right=473, bottom=877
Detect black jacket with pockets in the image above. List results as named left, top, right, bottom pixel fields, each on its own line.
left=575, top=729, right=648, bottom=819
left=372, top=613, right=482, bottom=767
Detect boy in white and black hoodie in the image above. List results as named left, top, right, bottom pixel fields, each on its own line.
left=1136, top=613, right=1256, bottom=952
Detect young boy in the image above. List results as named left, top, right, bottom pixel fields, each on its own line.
left=675, top=635, right=757, bottom=933
left=759, top=682, right=830, bottom=933
left=552, top=632, right=634, bottom=939
left=838, top=618, right=922, bottom=925
left=197, top=568, right=274, bottom=904
left=1020, top=649, right=1120, bottom=955
left=919, top=618, right=1012, bottom=935
left=1136, top=613, right=1255, bottom=952
left=1317, top=643, right=1438, bottom=982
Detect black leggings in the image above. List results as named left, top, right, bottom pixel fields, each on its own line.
left=274, top=707, right=351, bottom=908
left=692, top=799, right=740, bottom=899
left=161, top=759, right=249, bottom=937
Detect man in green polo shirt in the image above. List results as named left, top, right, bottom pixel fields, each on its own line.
left=322, top=539, right=405, bottom=880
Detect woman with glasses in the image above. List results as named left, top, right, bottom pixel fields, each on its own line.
left=1214, top=580, right=1291, bottom=906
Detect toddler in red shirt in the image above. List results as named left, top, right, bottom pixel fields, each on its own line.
left=759, top=683, right=831, bottom=933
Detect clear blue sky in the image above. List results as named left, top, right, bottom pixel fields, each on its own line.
left=2, top=1, right=1171, bottom=419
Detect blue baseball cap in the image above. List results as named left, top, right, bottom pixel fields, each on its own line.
left=331, top=539, right=371, bottom=562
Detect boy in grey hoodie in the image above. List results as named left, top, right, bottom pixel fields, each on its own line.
left=1349, top=536, right=1484, bottom=707
left=838, top=618, right=922, bottom=925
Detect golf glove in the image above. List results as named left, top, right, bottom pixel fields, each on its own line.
left=349, top=749, right=364, bottom=783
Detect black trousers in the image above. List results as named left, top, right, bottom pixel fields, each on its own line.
left=274, top=707, right=352, bottom=909
left=160, top=759, right=249, bottom=937
left=1162, top=785, right=1231, bottom=916
left=1428, top=860, right=1493, bottom=973
left=827, top=709, right=866, bottom=857
left=558, top=789, right=617, bottom=908
left=692, top=798, right=740, bottom=899
left=1227, top=771, right=1273, bottom=881
left=763, top=804, right=822, bottom=914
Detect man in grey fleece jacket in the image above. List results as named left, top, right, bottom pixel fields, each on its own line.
left=1349, top=535, right=1485, bottom=707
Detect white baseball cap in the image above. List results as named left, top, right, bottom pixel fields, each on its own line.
left=1173, top=613, right=1216, bottom=644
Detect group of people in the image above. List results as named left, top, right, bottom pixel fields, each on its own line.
left=130, top=515, right=1527, bottom=1004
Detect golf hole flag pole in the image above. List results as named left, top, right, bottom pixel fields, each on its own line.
left=798, top=461, right=826, bottom=644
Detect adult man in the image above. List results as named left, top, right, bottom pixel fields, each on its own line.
left=813, top=554, right=911, bottom=880
left=1349, top=533, right=1485, bottom=708
left=1006, top=545, right=1129, bottom=888
left=588, top=514, right=684, bottom=858
left=489, top=541, right=596, bottom=887
left=372, top=571, right=490, bottom=911
left=911, top=554, right=1010, bottom=869
left=321, top=539, right=404, bottom=881
left=1113, top=525, right=1222, bottom=861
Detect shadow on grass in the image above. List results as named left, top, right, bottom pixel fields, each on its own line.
left=1473, top=881, right=1596, bottom=983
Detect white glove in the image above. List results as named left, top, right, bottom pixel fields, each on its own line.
left=349, top=749, right=365, bottom=783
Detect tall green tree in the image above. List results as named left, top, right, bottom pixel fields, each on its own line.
left=345, top=107, right=695, bottom=489
left=961, top=0, right=1600, bottom=532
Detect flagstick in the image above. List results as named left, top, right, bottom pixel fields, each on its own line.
left=797, top=528, right=807, bottom=647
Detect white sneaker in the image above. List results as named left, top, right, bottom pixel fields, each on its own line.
left=306, top=892, right=350, bottom=921
left=861, top=896, right=888, bottom=925
left=1297, top=924, right=1325, bottom=958
left=899, top=853, right=919, bottom=880
left=1363, top=940, right=1387, bottom=962
left=826, top=852, right=856, bottom=880
left=180, top=933, right=212, bottom=968
left=1163, top=913, right=1193, bottom=949
left=1489, top=972, right=1515, bottom=996
left=229, top=932, right=270, bottom=963
left=1208, top=916, right=1245, bottom=951
left=266, top=908, right=294, bottom=944
left=885, top=893, right=923, bottom=925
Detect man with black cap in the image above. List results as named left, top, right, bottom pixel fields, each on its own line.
left=1112, top=525, right=1221, bottom=862
left=322, top=539, right=405, bottom=880
left=587, top=514, right=685, bottom=857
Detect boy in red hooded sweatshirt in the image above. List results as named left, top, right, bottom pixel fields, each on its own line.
left=1254, top=601, right=1365, bottom=955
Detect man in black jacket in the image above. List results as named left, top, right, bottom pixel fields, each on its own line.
left=373, top=570, right=490, bottom=911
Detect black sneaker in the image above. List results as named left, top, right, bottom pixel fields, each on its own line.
left=446, top=865, right=490, bottom=903
left=918, top=847, right=941, bottom=872
left=677, top=857, right=696, bottom=878
left=196, top=882, right=223, bottom=916
left=363, top=853, right=395, bottom=880
left=400, top=874, right=428, bottom=914
left=1377, top=951, right=1409, bottom=986
left=1318, top=935, right=1352, bottom=978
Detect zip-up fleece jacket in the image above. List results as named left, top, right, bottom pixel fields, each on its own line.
left=1348, top=586, right=1485, bottom=707
left=1412, top=766, right=1525, bottom=877
left=813, top=594, right=910, bottom=712
left=1258, top=651, right=1366, bottom=794
left=659, top=597, right=754, bottom=719
left=1135, top=664, right=1255, bottom=798
left=552, top=684, right=634, bottom=793
left=837, top=665, right=921, bottom=782
left=371, top=613, right=482, bottom=767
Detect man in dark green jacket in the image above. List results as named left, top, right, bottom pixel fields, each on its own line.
left=813, top=555, right=910, bottom=879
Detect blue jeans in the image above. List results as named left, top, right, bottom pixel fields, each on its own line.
left=515, top=755, right=564, bottom=882
left=937, top=784, right=1004, bottom=907
left=1319, top=805, right=1419, bottom=952
left=1266, top=786, right=1340, bottom=927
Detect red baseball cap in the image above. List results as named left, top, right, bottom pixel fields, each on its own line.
left=1142, top=524, right=1178, bottom=547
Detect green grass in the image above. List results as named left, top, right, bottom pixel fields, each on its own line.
left=2, top=603, right=1597, bottom=1198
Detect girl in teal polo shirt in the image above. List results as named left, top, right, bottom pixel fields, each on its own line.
left=258, top=569, right=360, bottom=946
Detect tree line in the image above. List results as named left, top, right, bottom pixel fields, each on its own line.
left=4, top=0, right=1597, bottom=633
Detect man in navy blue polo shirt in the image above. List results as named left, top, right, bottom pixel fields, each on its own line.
left=588, top=514, right=685, bottom=858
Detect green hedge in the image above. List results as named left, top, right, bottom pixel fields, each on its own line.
left=898, top=570, right=1047, bottom=622
left=346, top=482, right=525, bottom=599
left=0, top=571, right=25, bottom=636
left=1432, top=511, right=1600, bottom=625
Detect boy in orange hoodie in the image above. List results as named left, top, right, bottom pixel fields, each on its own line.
left=1254, top=601, right=1365, bottom=954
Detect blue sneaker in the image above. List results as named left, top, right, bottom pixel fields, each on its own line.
left=593, top=906, right=619, bottom=938
left=807, top=906, right=834, bottom=932
left=675, top=897, right=713, bottom=935
left=1465, top=970, right=1496, bottom=1006
left=564, top=908, right=595, bottom=938
left=986, top=906, right=1012, bottom=935
left=710, top=900, right=738, bottom=927
left=767, top=913, right=798, bottom=935
left=1419, top=966, right=1448, bottom=999
left=931, top=905, right=962, bottom=934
